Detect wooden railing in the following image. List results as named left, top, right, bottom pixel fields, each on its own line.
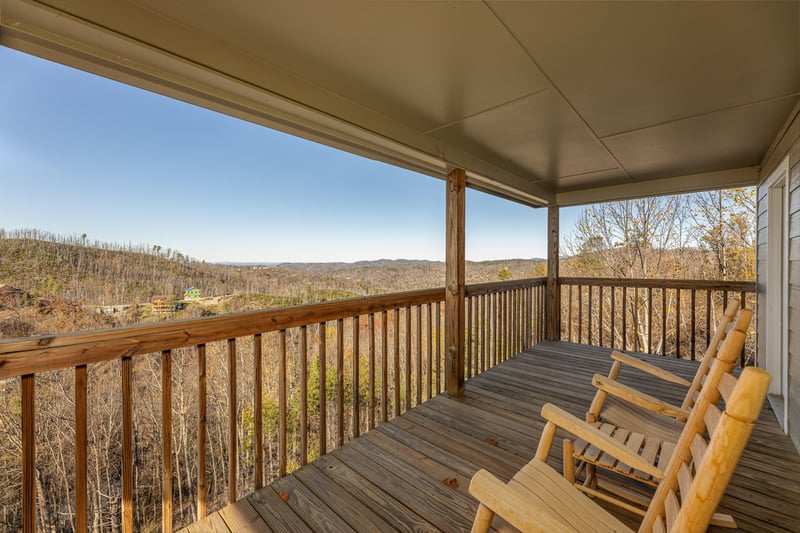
left=464, top=278, right=546, bottom=379
left=0, top=278, right=545, bottom=532
left=558, top=278, right=757, bottom=366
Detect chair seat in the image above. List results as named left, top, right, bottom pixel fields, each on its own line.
left=472, top=458, right=633, bottom=532
left=573, top=422, right=675, bottom=487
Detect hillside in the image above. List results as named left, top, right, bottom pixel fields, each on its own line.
left=0, top=233, right=545, bottom=338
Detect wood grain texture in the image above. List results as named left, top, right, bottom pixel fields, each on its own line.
left=121, top=357, right=133, bottom=533
left=445, top=167, right=466, bottom=397
left=75, top=365, right=87, bottom=533
left=545, top=205, right=561, bottom=341
left=228, top=339, right=238, bottom=503
left=21, top=374, right=34, bottom=533
left=197, top=344, right=208, bottom=517
left=162, top=350, right=173, bottom=533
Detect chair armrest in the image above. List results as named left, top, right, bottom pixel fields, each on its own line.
left=610, top=351, right=691, bottom=387
left=592, top=374, right=691, bottom=421
left=469, top=469, right=574, bottom=533
left=540, top=403, right=664, bottom=479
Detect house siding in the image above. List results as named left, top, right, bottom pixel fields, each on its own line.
left=759, top=109, right=800, bottom=452
left=791, top=164, right=800, bottom=451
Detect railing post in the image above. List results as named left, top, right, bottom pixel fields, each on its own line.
left=445, top=168, right=465, bottom=396
left=546, top=205, right=560, bottom=341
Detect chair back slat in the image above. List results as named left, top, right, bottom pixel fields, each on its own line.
left=688, top=434, right=707, bottom=469
left=703, top=404, right=721, bottom=435
left=717, top=372, right=737, bottom=403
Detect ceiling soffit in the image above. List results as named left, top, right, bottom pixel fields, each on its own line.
left=4, top=0, right=798, bottom=206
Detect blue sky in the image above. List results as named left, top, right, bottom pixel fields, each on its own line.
left=0, top=46, right=581, bottom=263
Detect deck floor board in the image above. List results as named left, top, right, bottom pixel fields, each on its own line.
left=185, top=341, right=800, bottom=532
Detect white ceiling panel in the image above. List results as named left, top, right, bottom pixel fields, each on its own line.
left=604, top=96, right=800, bottom=180
left=489, top=1, right=800, bottom=137
left=431, top=90, right=620, bottom=180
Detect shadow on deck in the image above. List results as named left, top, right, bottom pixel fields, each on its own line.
left=186, top=341, right=800, bottom=532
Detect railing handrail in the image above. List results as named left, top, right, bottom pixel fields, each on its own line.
left=0, top=278, right=546, bottom=379
left=465, top=277, right=546, bottom=295
left=559, top=277, right=756, bottom=291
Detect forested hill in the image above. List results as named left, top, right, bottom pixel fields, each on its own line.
left=0, top=233, right=546, bottom=308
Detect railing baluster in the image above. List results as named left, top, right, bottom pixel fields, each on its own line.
left=435, top=302, right=441, bottom=394
left=690, top=290, right=697, bottom=361
left=318, top=323, right=327, bottom=456
left=481, top=294, right=487, bottom=372
left=22, top=374, right=35, bottom=533
left=568, top=285, right=573, bottom=342
left=633, top=287, right=639, bottom=352
left=300, top=327, right=308, bottom=464
left=162, top=349, right=173, bottom=533
left=466, top=296, right=473, bottom=377
left=586, top=285, right=594, bottom=345
left=352, top=316, right=360, bottom=438
left=598, top=286, right=604, bottom=347
left=426, top=303, right=433, bottom=396
left=705, top=290, right=712, bottom=351
left=661, top=288, right=667, bottom=356
left=197, top=344, right=207, bottom=518
left=416, top=305, right=421, bottom=401
left=405, top=306, right=411, bottom=412
left=121, top=357, right=133, bottom=533
left=675, top=289, right=681, bottom=359
left=253, top=336, right=263, bottom=486
left=228, top=339, right=238, bottom=499
left=647, top=287, right=653, bottom=353
left=740, top=290, right=747, bottom=367
left=336, top=319, right=344, bottom=446
left=368, top=313, right=375, bottom=431
left=75, top=365, right=87, bottom=533
left=278, top=331, right=287, bottom=475
left=621, top=286, right=627, bottom=351
left=578, top=285, right=584, bottom=344
left=516, top=289, right=521, bottom=353
left=394, top=309, right=400, bottom=414
left=610, top=287, right=616, bottom=349
left=381, top=311, right=388, bottom=423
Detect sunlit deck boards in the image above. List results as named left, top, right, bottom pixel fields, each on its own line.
left=185, top=341, right=800, bottom=533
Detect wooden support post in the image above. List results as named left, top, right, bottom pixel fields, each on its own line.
left=445, top=168, right=466, bottom=397
left=546, top=206, right=560, bottom=341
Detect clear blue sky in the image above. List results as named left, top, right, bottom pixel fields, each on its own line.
left=0, top=46, right=582, bottom=263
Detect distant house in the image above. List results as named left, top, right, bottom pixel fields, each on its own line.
left=184, top=287, right=201, bottom=300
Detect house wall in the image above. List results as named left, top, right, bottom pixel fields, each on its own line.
left=759, top=107, right=800, bottom=452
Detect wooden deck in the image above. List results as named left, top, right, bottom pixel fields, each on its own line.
left=186, top=341, right=800, bottom=532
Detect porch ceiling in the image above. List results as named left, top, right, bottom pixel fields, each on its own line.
left=2, top=1, right=799, bottom=206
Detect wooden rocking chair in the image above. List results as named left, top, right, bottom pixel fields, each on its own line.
left=586, top=299, right=747, bottom=443
left=562, top=327, right=750, bottom=525
left=469, top=356, right=770, bottom=532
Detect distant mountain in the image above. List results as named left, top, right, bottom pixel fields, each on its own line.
left=0, top=233, right=546, bottom=306
left=278, top=259, right=439, bottom=272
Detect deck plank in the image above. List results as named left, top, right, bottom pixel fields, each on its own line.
left=185, top=341, right=800, bottom=532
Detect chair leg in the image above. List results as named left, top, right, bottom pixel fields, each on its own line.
left=563, top=439, right=575, bottom=484
left=471, top=503, right=494, bottom=533
left=585, top=463, right=597, bottom=490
